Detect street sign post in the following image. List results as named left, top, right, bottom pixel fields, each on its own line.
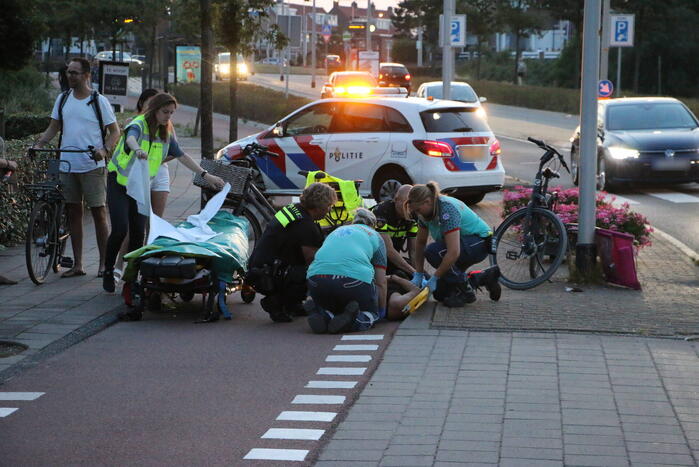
left=598, top=79, right=614, bottom=98
left=322, top=24, right=331, bottom=44
left=342, top=31, right=351, bottom=42
left=610, top=14, right=634, bottom=47
left=98, top=61, right=129, bottom=111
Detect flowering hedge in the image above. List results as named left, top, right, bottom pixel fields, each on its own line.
left=502, top=186, right=654, bottom=249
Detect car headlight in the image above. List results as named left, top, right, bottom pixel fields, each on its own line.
left=219, top=64, right=230, bottom=74
left=475, top=107, right=487, bottom=119
left=237, top=63, right=248, bottom=74
left=608, top=146, right=639, bottom=160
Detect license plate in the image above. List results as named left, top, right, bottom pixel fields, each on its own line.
left=456, top=145, right=488, bottom=162
left=653, top=159, right=690, bottom=171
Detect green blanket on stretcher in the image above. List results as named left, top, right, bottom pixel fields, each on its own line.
left=123, top=210, right=250, bottom=284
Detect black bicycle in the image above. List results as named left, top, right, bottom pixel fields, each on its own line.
left=490, top=137, right=570, bottom=290
left=25, top=147, right=95, bottom=285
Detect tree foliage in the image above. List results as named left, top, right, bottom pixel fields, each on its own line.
left=0, top=0, right=42, bottom=71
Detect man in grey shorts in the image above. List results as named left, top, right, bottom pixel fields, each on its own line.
left=34, top=57, right=120, bottom=277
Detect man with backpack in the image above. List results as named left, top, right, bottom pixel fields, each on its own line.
left=34, top=57, right=120, bottom=278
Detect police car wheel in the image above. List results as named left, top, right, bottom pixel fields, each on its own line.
left=372, top=167, right=411, bottom=202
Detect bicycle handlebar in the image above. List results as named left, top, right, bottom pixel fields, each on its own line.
left=527, top=137, right=570, bottom=174
left=28, top=146, right=98, bottom=162
left=243, top=142, right=278, bottom=159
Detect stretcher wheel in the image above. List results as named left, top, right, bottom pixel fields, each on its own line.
left=241, top=288, right=256, bottom=304
left=180, top=291, right=195, bottom=302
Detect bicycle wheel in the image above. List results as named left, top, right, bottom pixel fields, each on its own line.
left=26, top=200, right=57, bottom=285
left=241, top=207, right=263, bottom=251
left=491, top=207, right=567, bottom=290
left=52, top=203, right=70, bottom=273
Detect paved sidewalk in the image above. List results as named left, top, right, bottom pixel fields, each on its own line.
left=317, top=312, right=699, bottom=467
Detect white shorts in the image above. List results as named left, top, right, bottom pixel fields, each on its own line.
left=150, top=163, right=170, bottom=192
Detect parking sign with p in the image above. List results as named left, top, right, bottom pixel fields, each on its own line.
left=610, top=14, right=634, bottom=47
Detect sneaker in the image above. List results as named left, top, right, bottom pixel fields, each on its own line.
left=261, top=296, right=292, bottom=323
left=468, top=266, right=501, bottom=302
left=102, top=270, right=115, bottom=293
left=328, top=301, right=360, bottom=334
left=113, top=268, right=123, bottom=283
left=307, top=310, right=332, bottom=334
left=442, top=282, right=476, bottom=308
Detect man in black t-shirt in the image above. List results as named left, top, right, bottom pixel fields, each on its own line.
left=247, top=183, right=337, bottom=323
left=371, top=184, right=418, bottom=277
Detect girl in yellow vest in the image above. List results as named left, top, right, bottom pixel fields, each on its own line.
left=102, top=93, right=224, bottom=300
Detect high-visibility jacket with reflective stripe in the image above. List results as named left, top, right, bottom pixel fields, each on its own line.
left=274, top=204, right=304, bottom=227
left=108, top=115, right=169, bottom=186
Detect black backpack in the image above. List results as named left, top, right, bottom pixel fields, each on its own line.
left=57, top=89, right=107, bottom=149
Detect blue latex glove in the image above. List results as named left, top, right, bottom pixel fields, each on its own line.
left=425, top=275, right=438, bottom=293
left=411, top=272, right=425, bottom=288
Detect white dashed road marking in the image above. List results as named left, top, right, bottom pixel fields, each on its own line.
left=306, top=380, right=357, bottom=389
left=262, top=428, right=325, bottom=440
left=277, top=411, right=337, bottom=422
left=333, top=344, right=379, bottom=351
left=0, top=392, right=45, bottom=401
left=0, top=408, right=18, bottom=417
left=317, top=367, right=366, bottom=376
left=292, top=394, right=346, bottom=405
left=647, top=192, right=699, bottom=203
left=243, top=448, right=308, bottom=461
left=326, top=354, right=372, bottom=362
left=341, top=334, right=384, bottom=340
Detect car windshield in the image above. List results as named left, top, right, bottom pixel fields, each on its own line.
left=607, top=103, right=698, bottom=131
left=381, top=66, right=407, bottom=75
left=101, top=52, right=131, bottom=60
left=420, top=107, right=490, bottom=133
left=334, top=74, right=377, bottom=86
left=217, top=53, right=244, bottom=64
left=425, top=85, right=478, bottom=103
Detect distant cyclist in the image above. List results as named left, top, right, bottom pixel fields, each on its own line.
left=34, top=57, right=121, bottom=279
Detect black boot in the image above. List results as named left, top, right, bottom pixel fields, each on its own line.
left=328, top=301, right=360, bottom=334
left=261, top=296, right=292, bottom=323
left=469, top=266, right=502, bottom=301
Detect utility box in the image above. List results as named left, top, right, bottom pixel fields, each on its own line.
left=595, top=228, right=641, bottom=290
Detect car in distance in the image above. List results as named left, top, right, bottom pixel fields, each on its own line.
left=325, top=54, right=342, bottom=72
left=416, top=81, right=487, bottom=105
left=214, top=52, right=249, bottom=81
left=378, top=63, right=412, bottom=95
left=216, top=97, right=504, bottom=205
left=94, top=51, right=143, bottom=66
left=569, top=97, right=699, bottom=191
left=321, top=71, right=378, bottom=99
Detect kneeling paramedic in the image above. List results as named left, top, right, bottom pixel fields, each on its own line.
left=371, top=184, right=418, bottom=278
left=246, top=183, right=337, bottom=323
left=305, top=208, right=388, bottom=334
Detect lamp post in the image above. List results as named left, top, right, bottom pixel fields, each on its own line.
left=311, top=0, right=317, bottom=88
left=366, top=0, right=371, bottom=51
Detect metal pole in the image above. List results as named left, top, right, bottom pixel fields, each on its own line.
left=657, top=55, right=661, bottom=95
left=366, top=0, right=371, bottom=51
left=311, top=0, right=317, bottom=88
left=616, top=47, right=622, bottom=96
left=302, top=4, right=307, bottom=67
left=576, top=0, right=602, bottom=276
left=417, top=27, right=423, bottom=68
left=285, top=1, right=290, bottom=98
left=600, top=0, right=610, bottom=80
left=442, top=0, right=453, bottom=99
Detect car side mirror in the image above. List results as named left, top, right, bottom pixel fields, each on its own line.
left=479, top=96, right=488, bottom=103
left=272, top=123, right=284, bottom=137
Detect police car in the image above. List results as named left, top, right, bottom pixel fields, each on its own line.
left=216, top=97, right=505, bottom=205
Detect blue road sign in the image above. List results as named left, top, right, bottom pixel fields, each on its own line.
left=615, top=20, right=628, bottom=43
left=322, top=24, right=331, bottom=36
left=451, top=20, right=460, bottom=44
left=610, top=14, right=634, bottom=47
left=599, top=80, right=614, bottom=98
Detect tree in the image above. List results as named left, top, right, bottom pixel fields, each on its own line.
left=459, top=0, right=500, bottom=80
left=495, top=0, right=547, bottom=84
left=0, top=0, right=42, bottom=71
left=217, top=0, right=286, bottom=141
left=392, top=0, right=444, bottom=66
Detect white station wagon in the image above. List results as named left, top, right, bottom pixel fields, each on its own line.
left=216, top=97, right=505, bottom=204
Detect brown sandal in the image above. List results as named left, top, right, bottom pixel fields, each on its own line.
left=61, top=268, right=87, bottom=278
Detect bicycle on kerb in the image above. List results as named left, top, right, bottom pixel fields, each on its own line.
left=25, top=147, right=96, bottom=285
left=490, top=137, right=571, bottom=290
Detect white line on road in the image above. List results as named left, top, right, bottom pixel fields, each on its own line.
left=0, top=392, right=45, bottom=401
left=317, top=367, right=366, bottom=376
left=277, top=411, right=337, bottom=422
left=326, top=355, right=372, bottom=362
left=647, top=192, right=699, bottom=203
left=306, top=380, right=357, bottom=389
left=341, top=334, right=384, bottom=341
left=262, top=428, right=325, bottom=440
left=292, top=394, right=346, bottom=404
left=0, top=408, right=19, bottom=417
left=243, top=448, right=308, bottom=461
left=601, top=193, right=640, bottom=206
left=333, top=344, right=379, bottom=351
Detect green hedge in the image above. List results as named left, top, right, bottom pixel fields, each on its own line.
left=0, top=136, right=46, bottom=246
left=4, top=114, right=52, bottom=140
left=172, top=82, right=312, bottom=125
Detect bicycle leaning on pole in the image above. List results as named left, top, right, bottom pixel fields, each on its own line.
left=489, top=137, right=571, bottom=290
left=24, top=146, right=96, bottom=285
